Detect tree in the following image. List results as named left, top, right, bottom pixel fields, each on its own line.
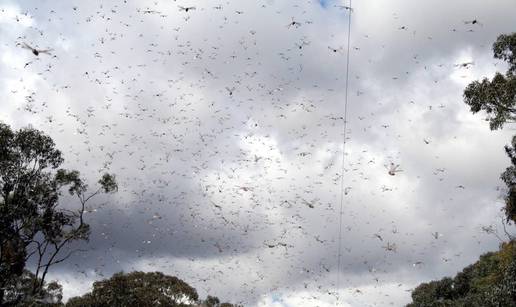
left=463, top=32, right=516, bottom=223
left=464, top=32, right=516, bottom=130
left=2, top=269, right=63, bottom=307
left=66, top=271, right=242, bottom=307
left=200, top=295, right=242, bottom=307
left=203, top=296, right=221, bottom=307
left=0, top=123, right=117, bottom=305
left=408, top=33, right=516, bottom=306
left=66, top=271, right=199, bottom=307
left=407, top=240, right=516, bottom=306
left=501, top=136, right=516, bottom=223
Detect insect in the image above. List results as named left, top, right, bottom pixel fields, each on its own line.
left=328, top=46, right=343, bottom=53
left=235, top=186, right=252, bottom=192
left=383, top=242, right=397, bottom=252
left=386, top=163, right=402, bottom=176
left=287, top=17, right=302, bottom=29
left=178, top=6, right=196, bottom=12
left=225, top=87, right=235, bottom=96
left=454, top=62, right=474, bottom=68
left=335, top=5, right=353, bottom=11
left=295, top=39, right=310, bottom=50
left=19, top=42, right=53, bottom=56
left=464, top=19, right=481, bottom=25
left=431, top=232, right=442, bottom=239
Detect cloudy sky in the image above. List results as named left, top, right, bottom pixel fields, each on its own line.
left=1, top=0, right=516, bottom=306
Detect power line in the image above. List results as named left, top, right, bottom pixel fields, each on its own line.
left=336, top=0, right=352, bottom=304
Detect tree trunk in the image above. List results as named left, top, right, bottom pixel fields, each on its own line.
left=0, top=284, right=5, bottom=306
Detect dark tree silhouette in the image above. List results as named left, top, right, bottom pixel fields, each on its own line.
left=463, top=32, right=516, bottom=223
left=2, top=270, right=63, bottom=306
left=407, top=240, right=516, bottom=306
left=463, top=32, right=516, bottom=130
left=0, top=123, right=117, bottom=305
left=66, top=271, right=242, bottom=307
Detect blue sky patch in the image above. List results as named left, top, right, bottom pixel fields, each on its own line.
left=319, top=0, right=332, bottom=8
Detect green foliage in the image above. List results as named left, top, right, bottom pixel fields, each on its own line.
left=66, top=271, right=199, bottom=307
left=200, top=295, right=243, bottom=307
left=98, top=173, right=118, bottom=193
left=501, top=135, right=516, bottom=222
left=66, top=271, right=241, bottom=307
left=493, top=33, right=516, bottom=74
left=2, top=270, right=63, bottom=307
left=463, top=32, right=516, bottom=223
left=0, top=123, right=116, bottom=305
left=464, top=72, right=516, bottom=130
left=463, top=32, right=516, bottom=131
left=407, top=240, right=516, bottom=306
left=204, top=295, right=221, bottom=306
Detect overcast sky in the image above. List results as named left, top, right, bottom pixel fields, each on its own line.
left=1, top=0, right=516, bottom=306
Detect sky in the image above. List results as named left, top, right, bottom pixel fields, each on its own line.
left=1, top=0, right=516, bottom=306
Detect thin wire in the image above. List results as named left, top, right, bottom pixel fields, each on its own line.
left=336, top=0, right=352, bottom=304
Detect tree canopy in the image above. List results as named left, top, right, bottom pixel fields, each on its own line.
left=407, top=32, right=516, bottom=306
left=463, top=32, right=516, bottom=223
left=65, top=271, right=241, bottom=307
left=463, top=32, right=516, bottom=131
left=501, top=135, right=516, bottom=223
left=407, top=240, right=516, bottom=306
left=0, top=123, right=117, bottom=305
left=2, top=270, right=63, bottom=307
